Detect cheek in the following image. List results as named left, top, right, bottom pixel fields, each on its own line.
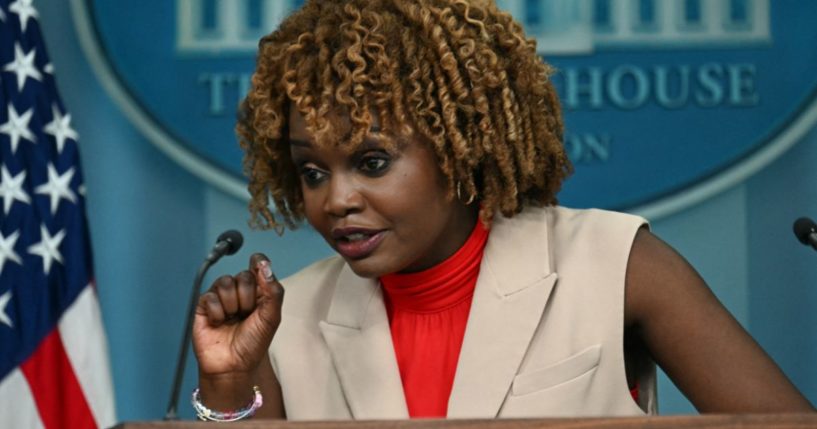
left=376, top=175, right=451, bottom=230
left=394, top=155, right=448, bottom=198
left=301, top=189, right=327, bottom=229
left=401, top=171, right=450, bottom=209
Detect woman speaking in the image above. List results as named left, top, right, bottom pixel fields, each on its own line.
left=190, top=0, right=814, bottom=421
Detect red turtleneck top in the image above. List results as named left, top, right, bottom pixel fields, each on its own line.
left=379, top=221, right=489, bottom=418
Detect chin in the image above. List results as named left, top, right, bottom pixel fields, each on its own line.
left=343, top=256, right=396, bottom=279
left=345, top=261, right=385, bottom=279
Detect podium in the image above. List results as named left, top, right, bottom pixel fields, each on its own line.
left=114, top=414, right=817, bottom=428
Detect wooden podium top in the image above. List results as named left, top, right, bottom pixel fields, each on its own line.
left=114, top=414, right=817, bottom=429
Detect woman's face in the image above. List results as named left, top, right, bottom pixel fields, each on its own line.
left=288, top=109, right=478, bottom=278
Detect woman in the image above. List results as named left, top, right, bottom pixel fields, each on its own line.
left=191, top=0, right=814, bottom=421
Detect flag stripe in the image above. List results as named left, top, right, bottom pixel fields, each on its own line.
left=1, top=1, right=115, bottom=426
left=58, top=285, right=117, bottom=429
left=0, top=369, right=46, bottom=429
left=20, top=329, right=99, bottom=429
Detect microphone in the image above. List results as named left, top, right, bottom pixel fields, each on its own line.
left=207, top=229, right=244, bottom=263
left=165, top=230, right=244, bottom=420
left=793, top=217, right=817, bottom=251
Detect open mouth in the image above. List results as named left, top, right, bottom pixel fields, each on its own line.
left=338, top=232, right=374, bottom=242
left=334, top=231, right=386, bottom=259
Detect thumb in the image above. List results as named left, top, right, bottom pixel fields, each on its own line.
left=250, top=253, right=284, bottom=325
left=251, top=253, right=276, bottom=286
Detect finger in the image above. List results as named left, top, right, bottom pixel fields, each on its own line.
left=254, top=258, right=282, bottom=299
left=234, top=270, right=257, bottom=316
left=213, top=275, right=240, bottom=318
left=250, top=253, right=280, bottom=295
left=251, top=255, right=284, bottom=326
left=249, top=253, right=276, bottom=282
left=199, top=291, right=226, bottom=326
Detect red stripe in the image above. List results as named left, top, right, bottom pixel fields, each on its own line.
left=21, top=329, right=99, bottom=429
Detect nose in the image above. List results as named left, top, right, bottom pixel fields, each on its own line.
left=323, top=172, right=364, bottom=217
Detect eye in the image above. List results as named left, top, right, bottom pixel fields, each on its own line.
left=358, top=154, right=390, bottom=175
left=299, top=165, right=328, bottom=187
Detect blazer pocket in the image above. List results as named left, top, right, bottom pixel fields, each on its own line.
left=511, top=344, right=602, bottom=396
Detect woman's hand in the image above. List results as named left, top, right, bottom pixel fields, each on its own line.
left=192, top=253, right=286, bottom=417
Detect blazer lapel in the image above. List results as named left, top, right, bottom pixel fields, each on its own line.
left=318, top=264, right=408, bottom=419
left=447, top=209, right=558, bottom=418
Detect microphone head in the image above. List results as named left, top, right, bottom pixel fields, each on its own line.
left=216, top=230, right=244, bottom=255
left=793, top=217, right=817, bottom=245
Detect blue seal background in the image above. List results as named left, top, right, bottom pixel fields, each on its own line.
left=85, top=0, right=817, bottom=210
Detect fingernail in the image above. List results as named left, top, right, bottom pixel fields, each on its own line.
left=257, top=260, right=275, bottom=282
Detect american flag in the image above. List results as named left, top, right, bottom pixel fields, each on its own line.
left=0, top=0, right=116, bottom=428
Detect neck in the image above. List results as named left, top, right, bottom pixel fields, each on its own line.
left=380, top=215, right=489, bottom=312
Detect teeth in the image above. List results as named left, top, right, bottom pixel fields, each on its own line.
left=345, top=233, right=369, bottom=242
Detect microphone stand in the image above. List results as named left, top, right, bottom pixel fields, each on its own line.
left=164, top=259, right=214, bottom=420
left=163, top=231, right=242, bottom=420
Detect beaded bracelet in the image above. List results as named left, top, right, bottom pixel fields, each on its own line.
left=192, top=385, right=263, bottom=422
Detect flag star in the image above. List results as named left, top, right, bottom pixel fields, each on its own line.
left=0, top=165, right=30, bottom=214
left=44, top=105, right=78, bottom=153
left=35, top=163, right=76, bottom=215
left=0, top=290, right=12, bottom=328
left=0, top=103, right=36, bottom=153
left=0, top=230, right=23, bottom=275
left=27, top=224, right=65, bottom=275
left=3, top=43, right=42, bottom=91
left=8, top=0, right=38, bottom=33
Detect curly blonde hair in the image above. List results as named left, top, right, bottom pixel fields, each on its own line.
left=237, top=0, right=572, bottom=232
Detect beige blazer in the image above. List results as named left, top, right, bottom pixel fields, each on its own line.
left=270, top=206, right=657, bottom=420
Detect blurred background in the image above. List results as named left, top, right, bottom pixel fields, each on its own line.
left=29, top=0, right=817, bottom=421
